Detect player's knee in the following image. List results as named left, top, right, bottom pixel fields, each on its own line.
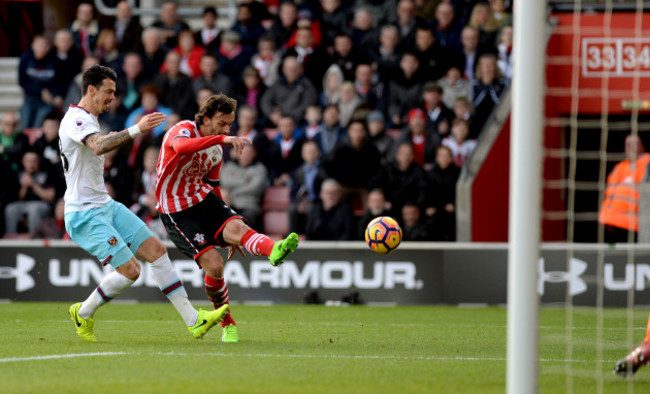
left=118, top=260, right=141, bottom=281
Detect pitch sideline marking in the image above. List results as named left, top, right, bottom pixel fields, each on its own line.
left=0, top=352, right=127, bottom=363
left=0, top=351, right=618, bottom=364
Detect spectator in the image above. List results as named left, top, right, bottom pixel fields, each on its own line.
left=305, top=178, right=355, bottom=240
left=338, top=81, right=364, bottom=127
left=369, top=142, right=428, bottom=217
left=394, top=0, right=420, bottom=50
left=490, top=0, right=511, bottom=26
left=125, top=85, right=173, bottom=139
left=33, top=198, right=67, bottom=239
left=195, top=86, right=215, bottom=109
left=114, top=0, right=143, bottom=53
left=260, top=56, right=318, bottom=126
left=421, top=82, right=454, bottom=138
left=283, top=26, right=332, bottom=91
left=453, top=96, right=480, bottom=139
left=233, top=66, right=267, bottom=113
left=18, top=35, right=60, bottom=130
left=32, top=114, right=65, bottom=197
left=314, top=104, right=347, bottom=157
left=225, top=105, right=277, bottom=170
left=320, top=64, right=345, bottom=107
left=284, top=9, right=323, bottom=49
left=153, top=50, right=196, bottom=119
left=414, top=0, right=440, bottom=21
left=496, top=24, right=514, bottom=80
left=53, top=29, right=83, bottom=99
left=353, top=62, right=387, bottom=115
left=193, top=53, right=233, bottom=98
left=331, top=33, right=363, bottom=82
left=221, top=144, right=268, bottom=230
left=151, top=1, right=190, bottom=49
left=216, top=30, right=256, bottom=84
left=117, top=52, right=146, bottom=112
left=194, top=6, right=222, bottom=52
left=103, top=147, right=133, bottom=206
left=271, top=115, right=305, bottom=186
left=139, top=27, right=168, bottom=84
left=425, top=145, right=460, bottom=241
left=302, top=104, right=324, bottom=140
left=413, top=26, right=450, bottom=82
left=366, top=110, right=394, bottom=165
left=321, top=0, right=349, bottom=48
left=94, top=28, right=123, bottom=73
left=250, top=35, right=282, bottom=87
left=391, top=108, right=440, bottom=170
left=355, top=0, right=398, bottom=26
left=401, top=202, right=431, bottom=241
left=160, top=29, right=204, bottom=79
left=366, top=25, right=402, bottom=84
left=350, top=7, right=378, bottom=48
left=69, top=2, right=101, bottom=56
left=267, top=1, right=298, bottom=49
left=442, top=118, right=477, bottom=168
left=458, top=26, right=483, bottom=83
left=323, top=119, right=382, bottom=209
left=356, top=188, right=392, bottom=240
left=467, top=2, right=500, bottom=54
left=289, top=140, right=328, bottom=234
left=231, top=3, right=266, bottom=50
left=437, top=65, right=473, bottom=109
left=472, top=54, right=507, bottom=132
left=431, top=2, right=463, bottom=53
left=64, top=56, right=100, bottom=112
left=599, top=134, right=650, bottom=243
left=4, top=151, right=56, bottom=235
left=387, top=52, right=423, bottom=127
left=0, top=112, right=28, bottom=172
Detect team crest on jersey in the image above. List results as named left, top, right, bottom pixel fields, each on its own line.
left=107, top=236, right=118, bottom=246
left=194, top=233, right=206, bottom=245
left=75, top=118, right=85, bottom=127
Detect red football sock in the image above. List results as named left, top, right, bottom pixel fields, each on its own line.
left=645, top=313, right=650, bottom=343
left=204, top=273, right=235, bottom=327
left=240, top=229, right=275, bottom=256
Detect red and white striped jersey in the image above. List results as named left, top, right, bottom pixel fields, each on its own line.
left=156, top=120, right=226, bottom=213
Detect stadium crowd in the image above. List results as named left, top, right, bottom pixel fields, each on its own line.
left=1, top=0, right=512, bottom=242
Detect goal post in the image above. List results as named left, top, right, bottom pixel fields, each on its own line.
left=507, top=0, right=547, bottom=393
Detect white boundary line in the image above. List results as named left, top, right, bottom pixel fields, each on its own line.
left=0, top=351, right=619, bottom=364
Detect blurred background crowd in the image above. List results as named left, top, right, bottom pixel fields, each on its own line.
left=0, top=0, right=513, bottom=242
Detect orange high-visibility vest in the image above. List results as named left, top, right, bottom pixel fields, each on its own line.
left=599, top=153, right=650, bottom=231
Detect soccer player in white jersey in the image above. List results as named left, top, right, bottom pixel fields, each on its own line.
left=60, top=64, right=228, bottom=342
left=156, top=94, right=299, bottom=343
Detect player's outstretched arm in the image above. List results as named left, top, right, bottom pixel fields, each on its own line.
left=223, top=136, right=251, bottom=155
left=85, top=112, right=167, bottom=155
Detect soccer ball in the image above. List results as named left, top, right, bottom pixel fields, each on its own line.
left=365, top=216, right=402, bottom=254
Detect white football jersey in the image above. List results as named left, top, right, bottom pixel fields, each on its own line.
left=59, top=105, right=111, bottom=213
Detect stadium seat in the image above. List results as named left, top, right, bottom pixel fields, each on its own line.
left=263, top=210, right=289, bottom=239
left=262, top=186, right=290, bottom=211
left=22, top=128, right=42, bottom=145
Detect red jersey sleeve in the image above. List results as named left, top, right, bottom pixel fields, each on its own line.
left=171, top=134, right=226, bottom=155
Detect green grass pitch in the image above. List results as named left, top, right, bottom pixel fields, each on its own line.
left=1, top=303, right=650, bottom=393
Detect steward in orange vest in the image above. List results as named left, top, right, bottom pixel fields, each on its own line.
left=599, top=135, right=650, bottom=240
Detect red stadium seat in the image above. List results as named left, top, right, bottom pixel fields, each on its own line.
left=262, top=186, right=290, bottom=211
left=263, top=210, right=289, bottom=239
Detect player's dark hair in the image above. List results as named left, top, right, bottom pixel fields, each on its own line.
left=195, top=94, right=237, bottom=126
left=81, top=64, right=117, bottom=96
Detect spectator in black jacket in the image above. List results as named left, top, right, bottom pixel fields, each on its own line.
left=0, top=112, right=28, bottom=173
left=425, top=145, right=461, bottom=241
left=305, top=178, right=355, bottom=240
left=289, top=140, right=328, bottom=235
left=151, top=1, right=190, bottom=48
left=194, top=6, right=222, bottom=52
left=391, top=108, right=440, bottom=170
left=283, top=27, right=332, bottom=91
left=387, top=52, right=423, bottom=127
left=18, top=35, right=60, bottom=130
left=331, top=33, right=364, bottom=82
left=53, top=29, right=83, bottom=100
left=114, top=0, right=143, bottom=53
left=472, top=54, right=507, bottom=132
left=267, top=1, right=298, bottom=49
left=139, top=27, right=168, bottom=84
left=68, top=2, right=101, bottom=56
left=192, top=53, right=233, bottom=98
left=153, top=51, right=196, bottom=119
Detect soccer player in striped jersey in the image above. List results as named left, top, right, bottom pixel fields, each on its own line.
left=156, top=93, right=299, bottom=343
left=61, top=65, right=229, bottom=342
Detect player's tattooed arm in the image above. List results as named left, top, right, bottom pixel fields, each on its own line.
left=84, top=131, right=131, bottom=155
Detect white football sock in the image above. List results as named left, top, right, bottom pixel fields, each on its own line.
left=79, top=271, right=134, bottom=319
left=150, top=253, right=198, bottom=326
